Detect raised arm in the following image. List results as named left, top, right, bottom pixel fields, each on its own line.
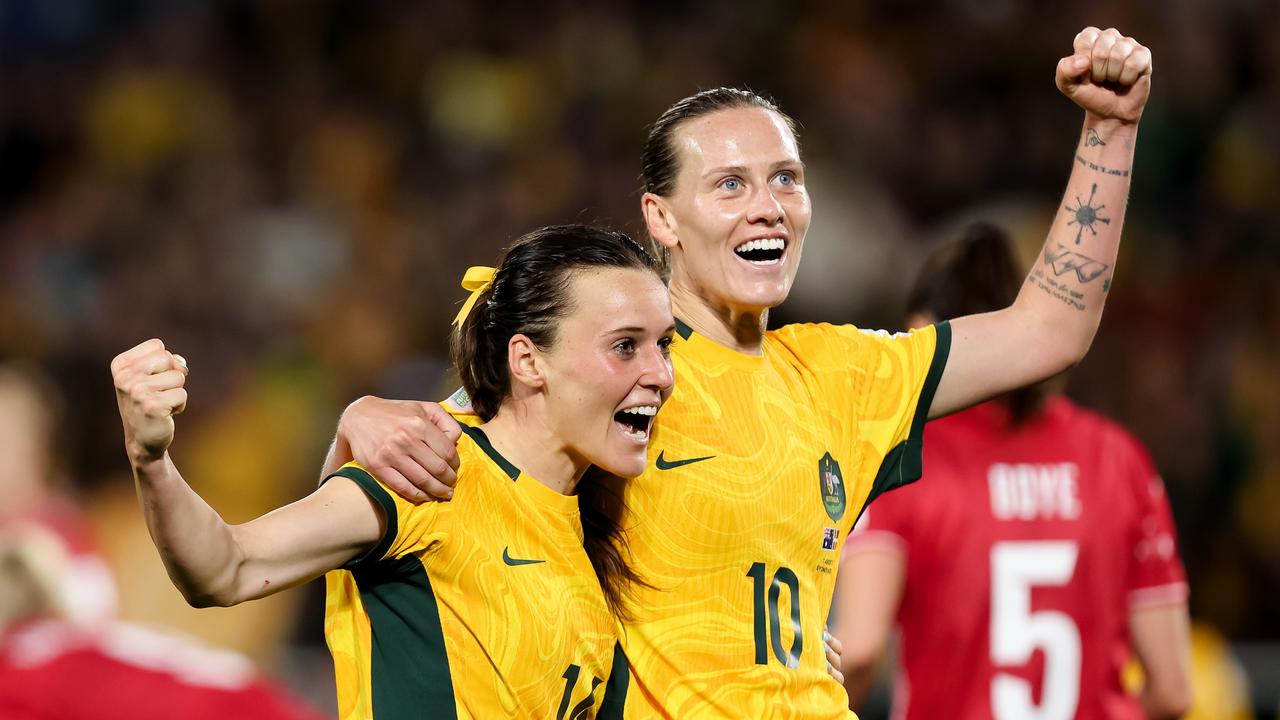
left=931, top=27, right=1152, bottom=418
left=113, top=339, right=384, bottom=607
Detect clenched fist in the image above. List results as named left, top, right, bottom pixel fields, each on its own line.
left=112, top=339, right=189, bottom=464
left=1057, top=27, right=1153, bottom=124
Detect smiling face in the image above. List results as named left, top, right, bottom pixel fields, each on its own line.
left=647, top=106, right=812, bottom=315
left=537, top=267, right=675, bottom=478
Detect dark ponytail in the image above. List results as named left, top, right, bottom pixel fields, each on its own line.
left=906, top=222, right=1050, bottom=426
left=448, top=223, right=660, bottom=617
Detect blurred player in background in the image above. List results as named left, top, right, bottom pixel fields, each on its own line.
left=0, top=364, right=117, bottom=626
left=332, top=27, right=1155, bottom=719
left=834, top=223, right=1192, bottom=720
left=112, top=225, right=674, bottom=717
left=0, top=363, right=323, bottom=720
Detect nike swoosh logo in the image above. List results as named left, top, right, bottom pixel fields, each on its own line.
left=655, top=450, right=715, bottom=471
left=502, top=547, right=545, bottom=566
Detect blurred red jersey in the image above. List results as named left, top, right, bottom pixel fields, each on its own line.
left=847, top=397, right=1187, bottom=720
left=0, top=620, right=326, bottom=720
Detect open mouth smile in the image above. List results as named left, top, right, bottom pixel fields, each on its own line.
left=613, top=404, right=658, bottom=442
left=733, top=237, right=787, bottom=266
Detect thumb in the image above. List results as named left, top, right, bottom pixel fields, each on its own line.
left=1056, top=53, right=1091, bottom=93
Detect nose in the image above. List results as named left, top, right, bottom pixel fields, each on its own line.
left=640, top=346, right=675, bottom=394
left=746, top=184, right=785, bottom=226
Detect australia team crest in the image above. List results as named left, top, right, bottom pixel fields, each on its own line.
left=819, top=452, right=846, bottom=521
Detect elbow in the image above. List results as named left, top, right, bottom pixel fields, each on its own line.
left=178, top=584, right=240, bottom=609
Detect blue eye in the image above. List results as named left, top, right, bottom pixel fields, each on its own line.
left=775, top=171, right=795, bottom=186
left=720, top=178, right=741, bottom=192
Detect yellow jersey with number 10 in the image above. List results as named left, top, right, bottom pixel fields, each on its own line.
left=323, top=424, right=629, bottom=719
left=608, top=319, right=949, bottom=719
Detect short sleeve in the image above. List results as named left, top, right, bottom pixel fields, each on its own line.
left=1122, top=441, right=1189, bottom=608
left=323, top=462, right=443, bottom=568
left=773, top=320, right=951, bottom=502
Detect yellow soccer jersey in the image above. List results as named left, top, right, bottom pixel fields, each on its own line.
left=607, top=319, right=949, bottom=719
left=323, top=424, right=629, bottom=719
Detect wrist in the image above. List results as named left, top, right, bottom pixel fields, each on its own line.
left=1082, top=114, right=1140, bottom=141
left=127, top=440, right=168, bottom=468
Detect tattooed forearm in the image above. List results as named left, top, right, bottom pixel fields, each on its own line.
left=1027, top=267, right=1088, bottom=312
left=1064, top=183, right=1112, bottom=245
left=1085, top=128, right=1106, bottom=147
left=1043, top=243, right=1110, bottom=283
left=1074, top=153, right=1130, bottom=177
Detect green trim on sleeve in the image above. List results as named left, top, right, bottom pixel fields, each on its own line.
left=673, top=317, right=694, bottom=340
left=863, top=320, right=952, bottom=509
left=325, top=465, right=399, bottom=569
left=353, top=555, right=457, bottom=718
left=597, top=641, right=630, bottom=719
left=458, top=424, right=520, bottom=480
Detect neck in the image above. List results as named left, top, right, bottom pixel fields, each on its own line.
left=668, top=279, right=768, bottom=354
left=480, top=403, right=587, bottom=495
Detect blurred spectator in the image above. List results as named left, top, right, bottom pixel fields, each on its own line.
left=1, top=0, right=1277, bottom=713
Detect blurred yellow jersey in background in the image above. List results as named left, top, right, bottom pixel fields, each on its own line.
left=322, top=427, right=627, bottom=720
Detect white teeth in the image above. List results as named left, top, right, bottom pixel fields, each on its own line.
left=620, top=405, right=658, bottom=417
left=734, top=237, right=786, bottom=254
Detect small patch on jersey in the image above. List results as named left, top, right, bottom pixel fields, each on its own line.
left=819, top=452, right=847, bottom=521
left=822, top=527, right=839, bottom=551
left=446, top=386, right=472, bottom=412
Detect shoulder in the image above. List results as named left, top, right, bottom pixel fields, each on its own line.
left=767, top=322, right=934, bottom=364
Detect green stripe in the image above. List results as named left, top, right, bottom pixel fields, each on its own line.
left=673, top=317, right=693, bottom=340
left=862, top=320, right=952, bottom=512
left=327, top=466, right=397, bottom=569
left=459, top=424, right=520, bottom=480
left=597, top=641, right=630, bottom=718
left=353, top=556, right=457, bottom=719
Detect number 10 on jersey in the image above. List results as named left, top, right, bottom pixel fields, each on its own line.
left=747, top=562, right=803, bottom=668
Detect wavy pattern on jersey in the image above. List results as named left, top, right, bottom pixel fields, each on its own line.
left=324, top=437, right=621, bottom=719
left=614, top=322, right=946, bottom=719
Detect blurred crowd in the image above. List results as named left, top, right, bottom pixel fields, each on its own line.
left=1, top=0, right=1277, bottom=713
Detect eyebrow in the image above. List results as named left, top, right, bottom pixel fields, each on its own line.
left=701, top=159, right=805, bottom=178
left=605, top=324, right=678, bottom=335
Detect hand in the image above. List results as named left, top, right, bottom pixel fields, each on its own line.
left=824, top=626, right=845, bottom=684
left=338, top=397, right=461, bottom=502
left=1056, top=27, right=1152, bottom=125
left=111, top=338, right=189, bottom=464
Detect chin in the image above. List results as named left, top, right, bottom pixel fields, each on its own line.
left=730, top=281, right=792, bottom=311
left=592, top=445, right=649, bottom=479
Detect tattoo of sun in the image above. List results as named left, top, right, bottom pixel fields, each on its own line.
left=1085, top=128, right=1106, bottom=147
left=1064, top=183, right=1111, bottom=245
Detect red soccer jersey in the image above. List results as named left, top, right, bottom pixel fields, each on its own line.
left=847, top=397, right=1187, bottom=720
left=0, top=620, right=327, bottom=720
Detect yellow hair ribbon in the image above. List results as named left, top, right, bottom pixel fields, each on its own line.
left=453, top=265, right=496, bottom=326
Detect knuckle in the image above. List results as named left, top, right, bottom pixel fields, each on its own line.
left=425, top=457, right=448, bottom=477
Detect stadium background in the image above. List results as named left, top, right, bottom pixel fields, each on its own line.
left=1, top=0, right=1276, bottom=716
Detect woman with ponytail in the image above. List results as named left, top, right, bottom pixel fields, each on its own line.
left=110, top=224, right=675, bottom=718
